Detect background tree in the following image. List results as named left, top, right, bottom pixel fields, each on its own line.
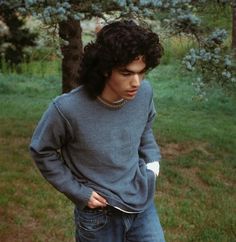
left=13, top=0, right=208, bottom=93
left=1, top=0, right=235, bottom=95
left=232, top=0, right=236, bottom=51
left=17, top=0, right=127, bottom=92
left=0, top=2, right=38, bottom=72
left=58, top=19, right=83, bottom=92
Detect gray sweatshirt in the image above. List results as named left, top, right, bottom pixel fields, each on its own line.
left=29, top=80, right=161, bottom=212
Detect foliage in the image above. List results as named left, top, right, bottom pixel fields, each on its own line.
left=18, top=0, right=203, bottom=33
left=183, top=29, right=236, bottom=99
left=0, top=0, right=235, bottom=96
left=0, top=2, right=38, bottom=71
left=20, top=0, right=81, bottom=24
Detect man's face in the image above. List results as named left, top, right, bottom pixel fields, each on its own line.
left=101, top=56, right=146, bottom=102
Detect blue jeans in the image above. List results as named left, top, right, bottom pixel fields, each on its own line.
left=74, top=202, right=165, bottom=242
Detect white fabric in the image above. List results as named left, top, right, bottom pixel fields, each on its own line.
left=112, top=99, right=125, bottom=104
left=147, top=161, right=160, bottom=177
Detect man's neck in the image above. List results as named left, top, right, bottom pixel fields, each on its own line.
left=100, top=86, right=121, bottom=103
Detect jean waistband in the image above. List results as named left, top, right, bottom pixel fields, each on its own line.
left=83, top=205, right=124, bottom=215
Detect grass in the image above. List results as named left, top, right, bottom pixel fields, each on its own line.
left=0, top=59, right=236, bottom=242
left=0, top=61, right=74, bottom=242
left=196, top=2, right=232, bottom=33
left=148, top=62, right=236, bottom=242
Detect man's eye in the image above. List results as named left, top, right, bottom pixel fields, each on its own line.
left=121, top=72, right=131, bottom=76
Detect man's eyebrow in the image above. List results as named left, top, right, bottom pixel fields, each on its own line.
left=118, top=67, right=147, bottom=73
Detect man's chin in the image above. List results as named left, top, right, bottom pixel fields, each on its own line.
left=124, top=95, right=136, bottom=101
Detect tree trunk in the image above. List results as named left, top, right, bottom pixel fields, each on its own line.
left=59, top=19, right=82, bottom=93
left=232, top=1, right=236, bottom=52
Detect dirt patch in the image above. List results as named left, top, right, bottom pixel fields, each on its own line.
left=0, top=205, right=39, bottom=242
left=160, top=142, right=210, bottom=160
left=179, top=166, right=209, bottom=189
left=0, top=137, right=29, bottom=146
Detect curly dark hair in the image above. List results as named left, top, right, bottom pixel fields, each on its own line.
left=79, top=20, right=164, bottom=99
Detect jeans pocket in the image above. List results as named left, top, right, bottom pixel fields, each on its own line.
left=75, top=208, right=108, bottom=240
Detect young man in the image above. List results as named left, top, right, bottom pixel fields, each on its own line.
left=30, top=20, right=165, bottom=242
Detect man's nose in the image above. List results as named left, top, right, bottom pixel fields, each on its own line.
left=131, top=74, right=141, bottom=88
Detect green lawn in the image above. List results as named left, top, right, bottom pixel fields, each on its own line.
left=0, top=60, right=235, bottom=242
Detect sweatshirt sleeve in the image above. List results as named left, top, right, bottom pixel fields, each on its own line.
left=138, top=93, right=161, bottom=164
left=29, top=101, right=93, bottom=209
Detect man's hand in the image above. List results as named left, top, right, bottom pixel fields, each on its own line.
left=87, top=191, right=108, bottom=208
